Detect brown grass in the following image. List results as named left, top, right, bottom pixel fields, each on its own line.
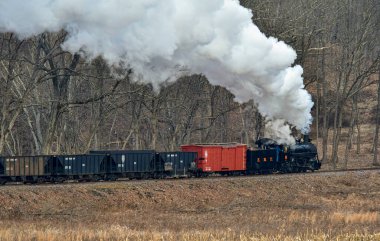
left=0, top=165, right=379, bottom=240
left=331, top=211, right=379, bottom=224
left=0, top=225, right=379, bottom=241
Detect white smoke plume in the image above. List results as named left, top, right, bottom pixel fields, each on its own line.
left=265, top=119, right=295, bottom=145
left=0, top=0, right=313, bottom=140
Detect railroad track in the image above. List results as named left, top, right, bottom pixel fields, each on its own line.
left=1, top=166, right=379, bottom=187
left=313, top=166, right=380, bottom=174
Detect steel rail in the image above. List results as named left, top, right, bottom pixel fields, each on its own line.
left=1, top=166, right=379, bottom=187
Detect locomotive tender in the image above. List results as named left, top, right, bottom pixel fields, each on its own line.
left=0, top=137, right=320, bottom=185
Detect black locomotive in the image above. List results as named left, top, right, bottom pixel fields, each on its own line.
left=282, top=135, right=321, bottom=172
left=247, top=135, right=321, bottom=174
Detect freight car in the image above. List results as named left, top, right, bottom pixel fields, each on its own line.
left=155, top=151, right=198, bottom=177
left=89, top=150, right=157, bottom=180
left=0, top=150, right=199, bottom=184
left=181, top=143, right=247, bottom=176
left=0, top=136, right=320, bottom=185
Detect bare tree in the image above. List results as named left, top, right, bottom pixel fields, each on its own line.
left=373, top=68, right=380, bottom=166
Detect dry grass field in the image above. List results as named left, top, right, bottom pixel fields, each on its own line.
left=0, top=170, right=379, bottom=240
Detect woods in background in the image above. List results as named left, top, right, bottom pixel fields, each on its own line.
left=0, top=0, right=379, bottom=168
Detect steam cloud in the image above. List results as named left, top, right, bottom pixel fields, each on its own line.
left=265, top=119, right=295, bottom=145
left=0, top=0, right=313, bottom=143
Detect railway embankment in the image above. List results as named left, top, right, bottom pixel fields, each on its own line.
left=0, top=170, right=379, bottom=240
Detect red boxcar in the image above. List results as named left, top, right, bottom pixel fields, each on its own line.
left=181, top=143, right=247, bottom=173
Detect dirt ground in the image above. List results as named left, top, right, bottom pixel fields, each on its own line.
left=0, top=170, right=379, bottom=240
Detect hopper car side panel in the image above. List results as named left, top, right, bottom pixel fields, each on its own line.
left=0, top=156, right=48, bottom=183
left=4, top=156, right=45, bottom=177
left=156, top=152, right=197, bottom=177
left=50, top=155, right=104, bottom=175
left=89, top=150, right=156, bottom=178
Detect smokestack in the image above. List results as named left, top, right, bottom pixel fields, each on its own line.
left=303, top=134, right=310, bottom=143
left=0, top=0, right=314, bottom=144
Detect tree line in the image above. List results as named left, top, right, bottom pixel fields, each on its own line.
left=0, top=0, right=379, bottom=168
left=242, top=0, right=380, bottom=167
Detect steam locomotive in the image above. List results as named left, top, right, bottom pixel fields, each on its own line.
left=0, top=136, right=321, bottom=185
left=250, top=135, right=321, bottom=174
